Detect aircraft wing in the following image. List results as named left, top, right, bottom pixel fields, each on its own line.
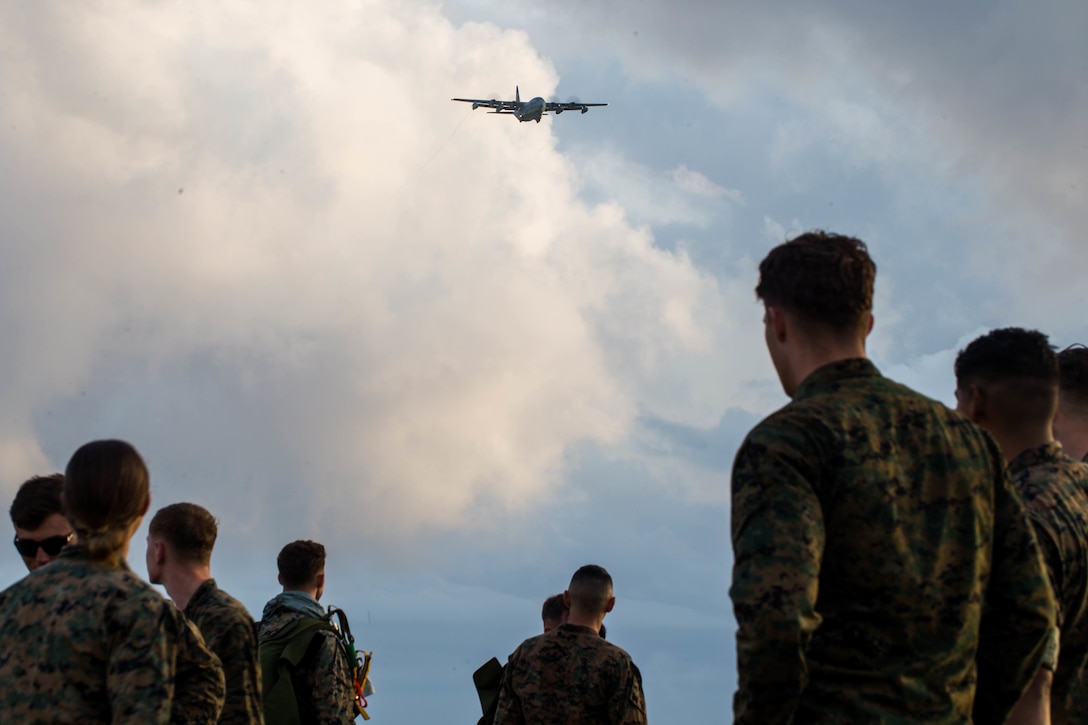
left=544, top=101, right=607, bottom=115
left=451, top=97, right=519, bottom=112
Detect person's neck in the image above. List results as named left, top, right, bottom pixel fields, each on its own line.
left=1060, top=427, right=1088, bottom=462
left=993, top=427, right=1054, bottom=465
left=565, top=610, right=604, bottom=633
left=787, top=342, right=867, bottom=396
left=163, top=566, right=212, bottom=611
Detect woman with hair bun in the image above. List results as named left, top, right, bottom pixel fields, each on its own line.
left=0, top=439, right=225, bottom=723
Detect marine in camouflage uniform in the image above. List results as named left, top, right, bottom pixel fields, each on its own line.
left=493, top=623, right=646, bottom=725
left=260, top=592, right=355, bottom=724
left=0, top=544, right=225, bottom=724
left=186, top=578, right=264, bottom=724
left=731, top=358, right=1057, bottom=723
left=1009, top=443, right=1088, bottom=723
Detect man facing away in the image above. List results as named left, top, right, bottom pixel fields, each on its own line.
left=259, top=540, right=355, bottom=725
left=1056, top=344, right=1088, bottom=463
left=956, top=328, right=1088, bottom=724
left=147, top=502, right=264, bottom=724
left=494, top=564, right=647, bottom=725
left=541, top=592, right=569, bottom=633
left=730, top=231, right=1056, bottom=723
left=9, top=474, right=73, bottom=571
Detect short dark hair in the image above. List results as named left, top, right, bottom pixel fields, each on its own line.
left=149, top=503, right=218, bottom=566
left=541, top=593, right=569, bottom=625
left=568, top=564, right=613, bottom=614
left=10, top=474, right=65, bottom=530
left=955, top=328, right=1058, bottom=426
left=277, top=539, right=326, bottom=588
left=1058, top=344, right=1088, bottom=411
left=64, top=440, right=150, bottom=561
left=756, top=231, right=876, bottom=334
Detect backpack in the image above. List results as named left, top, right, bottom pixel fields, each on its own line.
left=260, top=607, right=373, bottom=724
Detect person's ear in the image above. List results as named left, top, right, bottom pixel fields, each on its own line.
left=563, top=590, right=572, bottom=608
left=604, top=596, right=615, bottom=614
left=767, top=306, right=788, bottom=343
left=957, top=384, right=988, bottom=423
left=278, top=573, right=284, bottom=586
left=315, top=572, right=326, bottom=590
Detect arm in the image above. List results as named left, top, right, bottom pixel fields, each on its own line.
left=608, top=660, right=647, bottom=725
left=215, top=618, right=265, bottom=724
left=106, top=595, right=176, bottom=724
left=974, top=462, right=1057, bottom=724
left=492, top=653, right=524, bottom=725
left=730, top=424, right=825, bottom=725
left=171, top=614, right=226, bottom=725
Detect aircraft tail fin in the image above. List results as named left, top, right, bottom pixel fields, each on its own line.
left=516, top=86, right=520, bottom=103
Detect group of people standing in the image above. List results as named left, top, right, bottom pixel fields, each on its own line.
left=731, top=232, right=1088, bottom=723
left=0, top=440, right=362, bottom=724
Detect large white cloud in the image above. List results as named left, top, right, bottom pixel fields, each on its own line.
left=0, top=1, right=761, bottom=548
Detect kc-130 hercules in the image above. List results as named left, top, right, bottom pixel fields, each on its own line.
left=451, top=87, right=607, bottom=123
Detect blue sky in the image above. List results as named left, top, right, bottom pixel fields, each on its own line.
left=1, top=1, right=1085, bottom=721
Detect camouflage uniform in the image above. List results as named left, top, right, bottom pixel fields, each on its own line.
left=0, top=545, right=225, bottom=724
left=1008, top=442, right=1088, bottom=724
left=731, top=359, right=1057, bottom=724
left=186, top=579, right=264, bottom=724
left=259, top=594, right=355, bottom=724
left=493, top=623, right=647, bottom=725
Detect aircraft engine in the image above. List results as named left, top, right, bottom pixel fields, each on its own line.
left=555, top=108, right=563, bottom=114
left=580, top=106, right=588, bottom=114
left=472, top=102, right=479, bottom=110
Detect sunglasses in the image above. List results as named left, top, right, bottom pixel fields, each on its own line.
left=13, top=532, right=74, bottom=558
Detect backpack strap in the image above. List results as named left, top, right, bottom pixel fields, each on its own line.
left=260, top=618, right=336, bottom=725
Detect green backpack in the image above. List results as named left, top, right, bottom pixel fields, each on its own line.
left=260, top=608, right=372, bottom=724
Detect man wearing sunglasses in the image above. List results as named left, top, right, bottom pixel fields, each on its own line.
left=9, top=473, right=74, bottom=571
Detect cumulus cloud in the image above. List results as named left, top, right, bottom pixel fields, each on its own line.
left=0, top=0, right=758, bottom=551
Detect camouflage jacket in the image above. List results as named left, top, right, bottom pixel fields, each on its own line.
left=0, top=545, right=224, bottom=724
left=186, top=579, right=264, bottom=724
left=730, top=359, right=1056, bottom=725
left=258, top=593, right=355, bottom=725
left=493, top=623, right=647, bottom=725
left=1009, top=443, right=1088, bottom=724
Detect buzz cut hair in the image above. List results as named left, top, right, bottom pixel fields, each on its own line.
left=1058, top=344, right=1088, bottom=412
left=568, top=564, right=614, bottom=614
left=277, top=539, right=326, bottom=588
left=148, top=502, right=218, bottom=566
left=756, top=230, right=876, bottom=335
left=10, top=473, right=65, bottom=530
left=955, top=327, right=1059, bottom=427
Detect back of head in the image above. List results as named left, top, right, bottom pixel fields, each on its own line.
left=567, top=564, right=613, bottom=616
left=1058, top=344, right=1088, bottom=417
left=64, top=440, right=150, bottom=562
left=149, top=503, right=217, bottom=566
left=277, top=539, right=326, bottom=589
left=756, top=230, right=875, bottom=338
left=10, top=473, right=64, bottom=530
left=541, top=593, right=569, bottom=631
left=955, top=328, right=1058, bottom=429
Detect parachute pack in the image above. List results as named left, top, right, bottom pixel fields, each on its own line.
left=260, top=605, right=373, bottom=723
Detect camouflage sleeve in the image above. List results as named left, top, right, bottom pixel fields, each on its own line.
left=492, top=650, right=524, bottom=725
left=730, top=423, right=824, bottom=725
left=973, top=462, right=1058, bottom=725
left=608, top=659, right=648, bottom=725
left=302, top=630, right=356, bottom=724
left=216, top=618, right=265, bottom=724
left=105, top=593, right=177, bottom=724
left=171, top=614, right=226, bottom=725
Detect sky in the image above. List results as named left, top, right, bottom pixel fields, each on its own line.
left=0, top=1, right=1085, bottom=721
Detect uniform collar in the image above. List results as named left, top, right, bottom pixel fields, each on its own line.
left=1008, top=441, right=1067, bottom=475
left=184, top=578, right=218, bottom=614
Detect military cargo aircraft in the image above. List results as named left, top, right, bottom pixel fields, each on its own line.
left=451, top=86, right=607, bottom=123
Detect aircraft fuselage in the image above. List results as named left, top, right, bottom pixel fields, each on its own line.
left=514, top=97, right=546, bottom=123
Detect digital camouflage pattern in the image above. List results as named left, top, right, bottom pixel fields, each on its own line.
left=186, top=579, right=264, bottom=724
left=731, top=359, right=1057, bottom=725
left=1008, top=442, right=1088, bottom=724
left=259, top=600, right=355, bottom=724
left=493, top=623, right=646, bottom=725
left=0, top=545, right=224, bottom=724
